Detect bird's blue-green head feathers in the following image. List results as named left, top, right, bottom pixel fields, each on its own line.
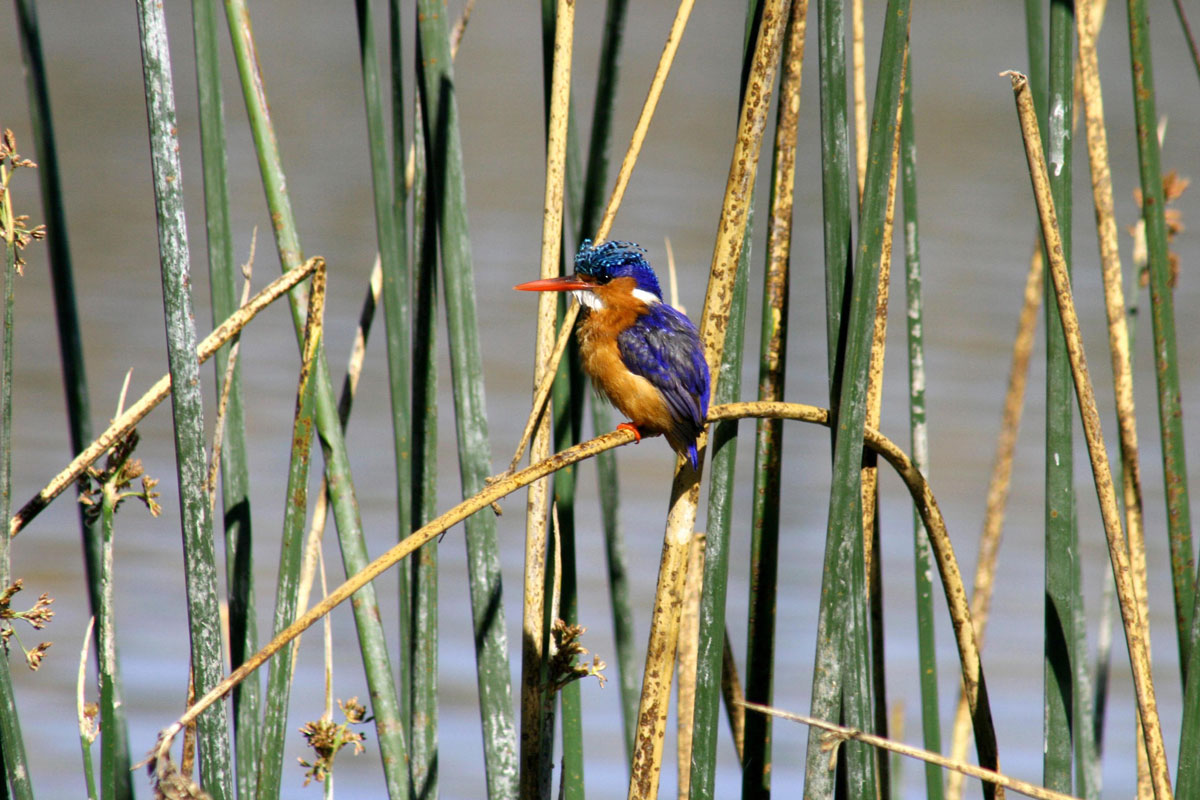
left=575, top=240, right=664, bottom=300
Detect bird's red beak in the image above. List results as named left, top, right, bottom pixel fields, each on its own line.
left=514, top=275, right=592, bottom=292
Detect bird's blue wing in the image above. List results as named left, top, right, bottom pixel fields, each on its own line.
left=617, top=303, right=710, bottom=463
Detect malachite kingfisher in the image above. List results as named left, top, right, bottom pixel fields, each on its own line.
left=515, top=240, right=711, bottom=468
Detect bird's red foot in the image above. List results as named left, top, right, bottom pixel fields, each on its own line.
left=616, top=422, right=642, bottom=443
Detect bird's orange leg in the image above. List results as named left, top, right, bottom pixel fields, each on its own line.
left=616, top=422, right=642, bottom=443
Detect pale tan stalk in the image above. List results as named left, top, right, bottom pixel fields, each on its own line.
left=676, top=533, right=706, bottom=800
left=1007, top=69, right=1172, bottom=800
left=741, top=702, right=1081, bottom=800
left=519, top=2, right=574, bottom=795
left=1076, top=5, right=1152, bottom=795
left=862, top=55, right=906, bottom=581
left=852, top=0, right=867, bottom=199
left=9, top=257, right=323, bottom=538
left=626, top=4, right=789, bottom=798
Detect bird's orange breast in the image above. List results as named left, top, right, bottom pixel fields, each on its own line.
left=575, top=278, right=676, bottom=437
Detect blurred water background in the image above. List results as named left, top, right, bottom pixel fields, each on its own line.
left=2, top=1, right=1199, bottom=797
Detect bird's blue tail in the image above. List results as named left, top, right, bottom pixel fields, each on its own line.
left=687, top=441, right=700, bottom=470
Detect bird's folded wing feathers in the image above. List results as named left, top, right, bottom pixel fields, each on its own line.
left=616, top=305, right=709, bottom=440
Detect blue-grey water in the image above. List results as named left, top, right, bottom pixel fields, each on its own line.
left=2, top=2, right=1198, bottom=798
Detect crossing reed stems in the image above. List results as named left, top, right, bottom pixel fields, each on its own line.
left=222, top=3, right=410, bottom=793
left=1007, top=69, right=1172, bottom=800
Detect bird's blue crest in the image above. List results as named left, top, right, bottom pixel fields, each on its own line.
left=575, top=240, right=663, bottom=299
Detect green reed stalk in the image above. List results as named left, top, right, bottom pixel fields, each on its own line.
left=222, top=5, right=410, bottom=796
left=355, top=4, right=414, bottom=735
left=1126, top=0, right=1196, bottom=675
left=134, top=4, right=233, bottom=797
left=806, top=5, right=853, bottom=794
left=256, top=276, right=323, bottom=800
left=576, top=0, right=637, bottom=760
left=1042, top=1, right=1077, bottom=794
left=415, top=4, right=518, bottom=797
left=0, top=154, right=33, bottom=800
left=97, top=459, right=120, bottom=800
left=817, top=0, right=852, bottom=408
left=387, top=0, right=414, bottom=735
left=190, top=4, right=259, bottom=797
left=1181, top=602, right=1200, bottom=795
left=408, top=108, right=439, bottom=800
left=738, top=4, right=804, bottom=797
left=17, top=7, right=136, bottom=795
left=806, top=2, right=910, bottom=799
left=900, top=57, right=944, bottom=800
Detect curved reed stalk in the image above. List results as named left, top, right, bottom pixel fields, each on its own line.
left=1007, top=69, right=1172, bottom=800
left=143, top=399, right=995, bottom=783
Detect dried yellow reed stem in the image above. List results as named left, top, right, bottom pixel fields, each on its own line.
left=519, top=1, right=574, bottom=795
left=1006, top=69, right=1172, bottom=800
left=741, top=701, right=1082, bottom=800
left=8, top=257, right=323, bottom=538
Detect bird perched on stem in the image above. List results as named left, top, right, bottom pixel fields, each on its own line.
left=515, top=240, right=710, bottom=468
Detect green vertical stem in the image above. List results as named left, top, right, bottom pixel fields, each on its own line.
left=1025, top=0, right=1049, bottom=126
left=689, top=223, right=756, bottom=800
left=577, top=0, right=637, bottom=760
left=696, top=227, right=750, bottom=800
left=899, top=56, right=943, bottom=800
left=190, top=3, right=258, bottom=797
left=16, top=6, right=136, bottom=795
left=98, top=467, right=120, bottom=800
left=408, top=105, right=439, bottom=800
left=817, top=0, right=853, bottom=411
left=255, top=276, right=322, bottom=800
left=1127, top=0, right=1195, bottom=673
left=356, top=3, right=414, bottom=741
left=134, top=3, right=233, bottom=798
left=0, top=166, right=33, bottom=800
left=1180, top=593, right=1200, bottom=795
left=804, top=4, right=911, bottom=800
left=1042, top=2, right=1075, bottom=794
left=221, top=3, right=410, bottom=796
left=740, top=2, right=804, bottom=797
left=387, top=0, right=413, bottom=735
left=416, top=4, right=518, bottom=797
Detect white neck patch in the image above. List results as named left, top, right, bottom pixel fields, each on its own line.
left=572, top=289, right=605, bottom=311
left=631, top=288, right=661, bottom=305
